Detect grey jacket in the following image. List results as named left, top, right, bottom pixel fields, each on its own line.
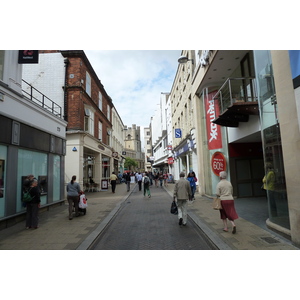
left=173, top=178, right=192, bottom=200
left=67, top=181, right=81, bottom=197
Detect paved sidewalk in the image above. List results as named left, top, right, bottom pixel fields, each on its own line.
left=164, top=183, right=299, bottom=250
left=0, top=183, right=134, bottom=250
left=0, top=182, right=299, bottom=250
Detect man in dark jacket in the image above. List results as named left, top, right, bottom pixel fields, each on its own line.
left=123, top=172, right=131, bottom=192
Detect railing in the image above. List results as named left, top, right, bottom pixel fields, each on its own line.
left=213, top=77, right=257, bottom=114
left=22, top=79, right=62, bottom=118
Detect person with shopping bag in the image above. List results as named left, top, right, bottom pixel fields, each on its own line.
left=216, top=171, right=238, bottom=234
left=173, top=172, right=192, bottom=226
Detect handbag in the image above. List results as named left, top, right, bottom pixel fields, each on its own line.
left=170, top=200, right=178, bottom=214
left=212, top=197, right=222, bottom=210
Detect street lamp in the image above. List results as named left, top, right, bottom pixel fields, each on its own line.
left=178, top=55, right=194, bottom=64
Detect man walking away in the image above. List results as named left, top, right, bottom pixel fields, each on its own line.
left=173, top=172, right=192, bottom=226
left=143, top=172, right=151, bottom=198
left=123, top=172, right=131, bottom=192
left=109, top=172, right=118, bottom=193
left=137, top=172, right=143, bottom=191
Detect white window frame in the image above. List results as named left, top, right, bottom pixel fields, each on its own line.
left=98, top=121, right=103, bottom=141
left=86, top=72, right=91, bottom=97
left=84, top=107, right=94, bottom=135
left=107, top=105, right=110, bottom=121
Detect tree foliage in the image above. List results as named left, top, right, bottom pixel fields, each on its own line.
left=124, top=157, right=138, bottom=170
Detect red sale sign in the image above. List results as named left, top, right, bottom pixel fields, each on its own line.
left=211, top=152, right=226, bottom=176
left=204, top=91, right=222, bottom=150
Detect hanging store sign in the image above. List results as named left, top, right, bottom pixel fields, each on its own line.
left=18, top=50, right=39, bottom=64
left=168, top=157, right=174, bottom=165
left=211, top=152, right=226, bottom=176
left=205, top=91, right=222, bottom=150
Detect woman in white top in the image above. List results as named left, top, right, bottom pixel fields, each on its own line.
left=216, top=171, right=238, bottom=234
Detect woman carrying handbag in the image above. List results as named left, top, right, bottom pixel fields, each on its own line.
left=216, top=171, right=238, bottom=234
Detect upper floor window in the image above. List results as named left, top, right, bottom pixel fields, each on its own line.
left=86, top=72, right=91, bottom=97
left=107, top=105, right=110, bottom=121
left=98, top=92, right=102, bottom=111
left=84, top=107, right=94, bottom=135
left=98, top=121, right=103, bottom=141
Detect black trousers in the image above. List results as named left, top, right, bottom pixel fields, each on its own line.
left=111, top=180, right=117, bottom=192
left=26, top=203, right=39, bottom=228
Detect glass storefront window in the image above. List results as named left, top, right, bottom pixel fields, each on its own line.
left=0, top=50, right=4, bottom=80
left=102, top=155, right=110, bottom=179
left=17, top=149, right=48, bottom=212
left=53, top=155, right=61, bottom=201
left=0, top=145, right=7, bottom=218
left=254, top=50, right=290, bottom=229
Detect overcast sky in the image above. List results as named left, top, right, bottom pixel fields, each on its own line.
left=84, top=50, right=182, bottom=129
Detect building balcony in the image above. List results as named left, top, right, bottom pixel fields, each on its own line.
left=22, top=79, right=62, bottom=118
left=212, top=77, right=259, bottom=127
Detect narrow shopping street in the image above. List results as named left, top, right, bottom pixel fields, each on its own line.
left=90, top=185, right=216, bottom=250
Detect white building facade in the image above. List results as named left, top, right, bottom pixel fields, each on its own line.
left=0, top=50, right=67, bottom=227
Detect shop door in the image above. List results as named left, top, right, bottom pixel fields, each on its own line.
left=236, top=158, right=265, bottom=197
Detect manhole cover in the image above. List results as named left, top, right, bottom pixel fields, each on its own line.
left=260, top=237, right=280, bottom=244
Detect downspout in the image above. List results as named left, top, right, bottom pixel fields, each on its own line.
left=63, top=58, right=69, bottom=122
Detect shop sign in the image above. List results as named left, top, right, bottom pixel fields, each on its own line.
left=174, top=139, right=194, bottom=157
left=211, top=152, right=226, bottom=176
left=200, top=50, right=211, bottom=67
left=205, top=91, right=222, bottom=150
left=175, top=128, right=182, bottom=138
left=168, top=157, right=174, bottom=165
left=18, top=50, right=39, bottom=64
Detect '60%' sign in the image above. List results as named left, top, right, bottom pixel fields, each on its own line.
left=211, top=152, right=226, bottom=176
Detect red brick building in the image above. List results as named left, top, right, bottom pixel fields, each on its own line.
left=24, top=50, right=116, bottom=190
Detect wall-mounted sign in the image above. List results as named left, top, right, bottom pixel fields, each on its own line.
left=18, top=50, right=39, bottom=64
left=175, top=128, right=182, bottom=138
left=211, top=152, right=226, bottom=176
left=205, top=91, right=222, bottom=150
left=168, top=157, right=174, bottom=165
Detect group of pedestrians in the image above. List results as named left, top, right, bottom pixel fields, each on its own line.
left=23, top=168, right=238, bottom=235
left=173, top=170, right=238, bottom=234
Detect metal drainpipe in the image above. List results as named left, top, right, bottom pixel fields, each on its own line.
left=63, top=58, right=69, bottom=122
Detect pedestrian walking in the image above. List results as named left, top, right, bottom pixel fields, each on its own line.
left=216, top=171, right=238, bottom=234
left=25, top=178, right=41, bottom=229
left=154, top=172, right=159, bottom=187
left=66, top=175, right=81, bottom=220
left=109, top=172, right=118, bottom=193
left=163, top=172, right=168, bottom=186
left=123, top=172, right=131, bottom=192
left=137, top=172, right=143, bottom=191
left=173, top=172, right=192, bottom=226
left=143, top=172, right=151, bottom=198
left=159, top=172, right=164, bottom=188
left=187, top=171, right=197, bottom=200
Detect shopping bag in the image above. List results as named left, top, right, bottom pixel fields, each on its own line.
left=212, top=197, right=222, bottom=210
left=170, top=200, right=178, bottom=214
left=79, top=194, right=88, bottom=209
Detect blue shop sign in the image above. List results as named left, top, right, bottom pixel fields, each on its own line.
left=174, top=139, right=194, bottom=157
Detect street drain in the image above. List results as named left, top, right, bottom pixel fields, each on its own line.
left=260, top=237, right=280, bottom=244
